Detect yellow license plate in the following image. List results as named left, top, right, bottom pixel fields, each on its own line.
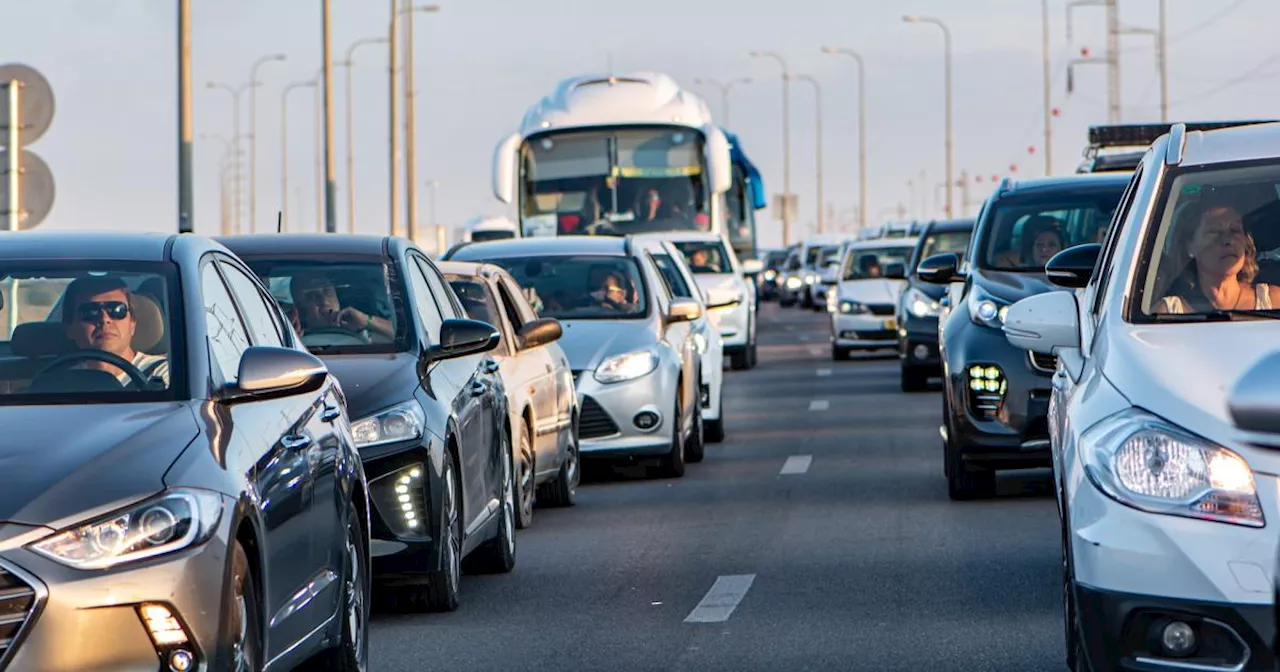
left=883, top=318, right=897, bottom=330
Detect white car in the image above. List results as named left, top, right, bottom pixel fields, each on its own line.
left=828, top=238, right=916, bottom=360
left=1002, top=121, right=1280, bottom=672
left=638, top=231, right=759, bottom=370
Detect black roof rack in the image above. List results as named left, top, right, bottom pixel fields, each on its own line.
left=1086, top=120, right=1280, bottom=152
left=440, top=241, right=470, bottom=260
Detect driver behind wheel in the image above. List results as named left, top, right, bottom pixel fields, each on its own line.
left=61, top=276, right=169, bottom=387
left=589, top=270, right=638, bottom=312
left=290, top=269, right=394, bottom=341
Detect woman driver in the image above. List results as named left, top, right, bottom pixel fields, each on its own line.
left=1157, top=200, right=1279, bottom=313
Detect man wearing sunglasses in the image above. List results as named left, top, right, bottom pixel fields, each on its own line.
left=60, top=276, right=169, bottom=387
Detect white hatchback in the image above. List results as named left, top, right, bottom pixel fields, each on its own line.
left=828, top=238, right=915, bottom=360
left=1002, top=121, right=1280, bottom=672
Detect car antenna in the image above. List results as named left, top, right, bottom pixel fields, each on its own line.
left=276, top=211, right=283, bottom=233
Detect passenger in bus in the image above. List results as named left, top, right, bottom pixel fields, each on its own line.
left=1156, top=200, right=1280, bottom=313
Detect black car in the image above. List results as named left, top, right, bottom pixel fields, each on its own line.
left=757, top=249, right=789, bottom=301
left=897, top=218, right=974, bottom=392
left=220, top=234, right=515, bottom=612
left=916, top=174, right=1128, bottom=500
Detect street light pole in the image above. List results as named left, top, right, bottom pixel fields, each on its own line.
left=903, top=15, right=953, bottom=218
left=794, top=74, right=824, bottom=235
left=820, top=46, right=867, bottom=231
left=425, top=179, right=441, bottom=253
left=402, top=4, right=442, bottom=244
left=314, top=69, right=324, bottom=233
left=388, top=0, right=402, bottom=237
left=692, top=77, right=752, bottom=128
left=208, top=81, right=255, bottom=233
left=281, top=80, right=316, bottom=232
left=343, top=37, right=389, bottom=234
left=177, top=0, right=193, bottom=233
left=749, top=51, right=792, bottom=246
left=322, top=0, right=338, bottom=233
left=248, top=53, right=285, bottom=233
left=1041, top=0, right=1053, bottom=175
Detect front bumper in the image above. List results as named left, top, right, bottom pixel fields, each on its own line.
left=942, top=315, right=1054, bottom=468
left=1069, top=472, right=1278, bottom=671
left=0, top=505, right=237, bottom=672
left=573, top=368, right=678, bottom=457
left=707, top=302, right=749, bottom=349
left=832, top=310, right=899, bottom=347
left=899, top=313, right=941, bottom=371
left=359, top=441, right=443, bottom=581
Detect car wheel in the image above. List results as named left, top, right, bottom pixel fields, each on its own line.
left=730, top=349, right=749, bottom=370
left=538, top=427, right=578, bottom=507
left=309, top=507, right=370, bottom=672
left=705, top=387, right=726, bottom=443
left=747, top=321, right=759, bottom=368
left=226, top=540, right=262, bottom=672
left=514, top=420, right=535, bottom=529
left=660, top=394, right=686, bottom=478
left=424, top=453, right=462, bottom=611
left=685, top=391, right=705, bottom=463
left=901, top=365, right=929, bottom=392
left=831, top=344, right=850, bottom=361
left=944, top=418, right=997, bottom=500
left=467, top=429, right=517, bottom=574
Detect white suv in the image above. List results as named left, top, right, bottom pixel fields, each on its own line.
left=1002, top=121, right=1280, bottom=672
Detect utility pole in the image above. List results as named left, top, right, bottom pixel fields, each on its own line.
left=1158, top=0, right=1168, bottom=121
left=794, top=74, right=824, bottom=235
left=1066, top=0, right=1112, bottom=119
left=177, top=0, right=193, bottom=233
left=388, top=0, right=402, bottom=237
left=1041, top=0, right=1053, bottom=175
left=1105, top=0, right=1120, bottom=123
left=403, top=2, right=418, bottom=243
left=322, top=0, right=338, bottom=233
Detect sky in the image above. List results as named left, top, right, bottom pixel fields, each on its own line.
left=4, top=0, right=1278, bottom=251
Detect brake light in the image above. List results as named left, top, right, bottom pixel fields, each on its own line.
left=558, top=213, right=580, bottom=233
left=694, top=213, right=709, bottom=230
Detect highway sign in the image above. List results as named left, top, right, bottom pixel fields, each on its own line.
left=0, top=64, right=55, bottom=147
left=0, top=149, right=55, bottom=229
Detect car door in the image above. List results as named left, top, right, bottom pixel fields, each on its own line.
left=643, top=252, right=697, bottom=430
left=200, top=257, right=329, bottom=655
left=491, top=275, right=559, bottom=472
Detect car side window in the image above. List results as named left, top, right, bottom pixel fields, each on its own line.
left=217, top=260, right=287, bottom=347
left=640, top=254, right=671, bottom=314
left=201, top=262, right=252, bottom=384
left=493, top=279, right=526, bottom=330
left=1091, top=163, right=1145, bottom=318
left=500, top=276, right=540, bottom=324
left=415, top=256, right=461, bottom=320
left=404, top=255, right=445, bottom=344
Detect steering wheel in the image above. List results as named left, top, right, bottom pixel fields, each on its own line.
left=302, top=327, right=367, bottom=347
left=34, top=349, right=152, bottom=388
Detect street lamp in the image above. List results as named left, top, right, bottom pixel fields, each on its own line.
left=903, top=15, right=954, bottom=218
left=200, top=133, right=245, bottom=236
left=402, top=3, right=442, bottom=244
left=691, top=77, right=751, bottom=127
left=207, top=80, right=258, bottom=233
left=280, top=80, right=316, bottom=232
left=424, top=179, right=441, bottom=253
left=792, top=74, right=824, bottom=235
left=820, top=46, right=867, bottom=231
left=177, top=0, right=193, bottom=233
left=749, top=50, right=792, bottom=246
left=341, top=36, right=389, bottom=234
left=248, top=53, right=286, bottom=233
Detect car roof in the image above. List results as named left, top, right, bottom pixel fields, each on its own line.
left=630, top=231, right=723, bottom=244
left=849, top=237, right=918, bottom=250
left=216, top=233, right=393, bottom=258
left=999, top=172, right=1132, bottom=196
left=922, top=218, right=976, bottom=233
left=436, top=260, right=511, bottom=280
left=1180, top=121, right=1280, bottom=166
left=446, top=235, right=630, bottom=260
left=0, top=231, right=179, bottom=262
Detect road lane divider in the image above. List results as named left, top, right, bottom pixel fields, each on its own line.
left=683, top=574, right=757, bottom=624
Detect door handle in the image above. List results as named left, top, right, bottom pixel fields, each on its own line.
left=482, top=359, right=500, bottom=374
left=281, top=434, right=313, bottom=451
left=321, top=404, right=341, bottom=423
left=470, top=381, right=490, bottom=397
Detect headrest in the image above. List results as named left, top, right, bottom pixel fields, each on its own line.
left=11, top=322, right=74, bottom=358
left=130, top=293, right=167, bottom=354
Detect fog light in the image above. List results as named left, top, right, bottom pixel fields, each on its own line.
left=1161, top=621, right=1196, bottom=657
left=634, top=411, right=659, bottom=430
left=169, top=649, right=194, bottom=672
left=138, top=603, right=189, bottom=647
left=912, top=344, right=929, bottom=360
left=371, top=463, right=428, bottom=537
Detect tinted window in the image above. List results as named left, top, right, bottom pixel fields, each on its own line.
left=979, top=188, right=1125, bottom=271
left=218, top=261, right=285, bottom=347
left=471, top=230, right=515, bottom=242
left=671, top=240, right=731, bottom=274
left=651, top=254, right=695, bottom=299
left=842, top=246, right=912, bottom=281
left=920, top=230, right=972, bottom=261
left=406, top=258, right=445, bottom=343
left=480, top=255, right=649, bottom=320
left=202, top=264, right=251, bottom=385
left=445, top=275, right=501, bottom=327
left=416, top=257, right=461, bottom=320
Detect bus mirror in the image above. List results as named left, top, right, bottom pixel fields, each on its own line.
left=492, top=132, right=521, bottom=204
left=703, top=126, right=733, bottom=195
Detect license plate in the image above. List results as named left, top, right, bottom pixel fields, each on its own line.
left=883, top=318, right=897, bottom=330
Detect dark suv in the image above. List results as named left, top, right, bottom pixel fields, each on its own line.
left=896, top=218, right=973, bottom=392
left=917, top=174, right=1128, bottom=500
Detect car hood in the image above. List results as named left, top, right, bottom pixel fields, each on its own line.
left=320, top=353, right=419, bottom=420
left=974, top=269, right=1056, bottom=304
left=1107, top=322, right=1280, bottom=474
left=693, top=273, right=742, bottom=304
left=557, top=319, right=659, bottom=371
left=836, top=278, right=906, bottom=304
left=0, top=403, right=200, bottom=528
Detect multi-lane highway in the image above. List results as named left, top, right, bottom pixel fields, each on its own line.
left=369, top=303, right=1064, bottom=671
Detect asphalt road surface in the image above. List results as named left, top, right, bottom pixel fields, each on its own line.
left=369, top=302, right=1063, bottom=672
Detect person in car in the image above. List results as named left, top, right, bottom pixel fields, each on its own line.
left=687, top=248, right=720, bottom=273
left=993, top=215, right=1064, bottom=268
left=61, top=275, right=169, bottom=387
left=859, top=255, right=882, bottom=278
left=1156, top=200, right=1280, bottom=313
left=290, top=269, right=395, bottom=340
left=590, top=270, right=638, bottom=312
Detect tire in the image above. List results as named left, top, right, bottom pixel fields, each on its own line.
left=730, top=349, right=749, bottom=370
left=225, top=540, right=262, bottom=672
left=832, top=344, right=850, bottom=361
left=466, top=429, right=517, bottom=574
left=685, top=393, right=706, bottom=463
left=705, top=387, right=726, bottom=444
left=424, top=452, right=462, bottom=611
left=307, top=508, right=370, bottom=672
left=944, top=416, right=997, bottom=500
left=538, top=426, right=579, bottom=508
left=514, top=420, right=535, bottom=529
left=901, top=365, right=929, bottom=392
left=747, top=338, right=758, bottom=368
left=660, top=394, right=686, bottom=478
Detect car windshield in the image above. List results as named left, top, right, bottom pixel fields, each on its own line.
left=1134, top=161, right=1280, bottom=320
left=0, top=264, right=182, bottom=405
left=671, top=240, right=731, bottom=274
left=444, top=275, right=501, bottom=326
left=471, top=230, right=515, bottom=243
left=239, top=258, right=409, bottom=355
left=804, top=246, right=824, bottom=268
left=979, top=188, right=1123, bottom=271
left=482, top=255, right=648, bottom=320
left=921, top=230, right=973, bottom=260
left=842, top=246, right=911, bottom=281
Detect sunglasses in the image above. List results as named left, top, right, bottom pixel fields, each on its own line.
left=77, top=301, right=130, bottom=322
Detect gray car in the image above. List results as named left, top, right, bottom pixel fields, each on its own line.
left=443, top=236, right=706, bottom=477
left=0, top=232, right=369, bottom=672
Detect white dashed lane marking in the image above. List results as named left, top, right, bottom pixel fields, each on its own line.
left=809, top=400, right=829, bottom=411
left=816, top=368, right=832, bottom=377
left=779, top=455, right=813, bottom=475
left=684, top=574, right=757, bottom=623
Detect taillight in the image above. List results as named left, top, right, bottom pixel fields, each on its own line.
left=558, top=213, right=581, bottom=233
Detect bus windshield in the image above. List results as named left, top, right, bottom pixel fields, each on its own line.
left=519, top=126, right=710, bottom=238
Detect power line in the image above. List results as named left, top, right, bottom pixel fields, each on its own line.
left=1165, top=50, right=1280, bottom=105
left=1119, top=0, right=1251, bottom=53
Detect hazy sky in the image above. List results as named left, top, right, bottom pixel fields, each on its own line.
left=5, top=0, right=1277, bottom=250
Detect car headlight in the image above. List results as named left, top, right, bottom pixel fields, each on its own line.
left=826, top=290, right=837, bottom=312
left=1082, top=408, right=1263, bottom=528
left=29, top=488, right=224, bottom=570
left=352, top=400, right=425, bottom=448
left=839, top=300, right=866, bottom=314
left=967, top=286, right=1010, bottom=328
left=905, top=287, right=942, bottom=318
left=804, top=274, right=817, bottom=285
left=764, top=270, right=777, bottom=281
left=594, top=349, right=658, bottom=383
left=785, top=276, right=802, bottom=289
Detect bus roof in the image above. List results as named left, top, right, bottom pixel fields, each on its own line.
left=518, top=72, right=715, bottom=139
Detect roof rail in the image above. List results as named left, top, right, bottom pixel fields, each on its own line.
left=1087, top=120, right=1280, bottom=153
left=623, top=235, right=634, bottom=256
left=441, top=241, right=469, bottom=260
left=997, top=176, right=1017, bottom=196
left=1165, top=123, right=1187, bottom=165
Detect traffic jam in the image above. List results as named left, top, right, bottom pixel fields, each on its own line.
left=5, top=24, right=1280, bottom=672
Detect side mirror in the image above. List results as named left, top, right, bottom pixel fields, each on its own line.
left=667, top=297, right=703, bottom=323
left=517, top=317, right=562, bottom=350
left=1001, top=291, right=1080, bottom=354
left=1228, top=351, right=1280, bottom=434
left=492, top=132, right=521, bottom=204
left=227, top=346, right=328, bottom=402
left=430, top=318, right=500, bottom=360
left=821, top=265, right=839, bottom=284
left=741, top=259, right=765, bottom=275
left=1046, top=243, right=1102, bottom=289
left=884, top=262, right=906, bottom=280
left=707, top=296, right=740, bottom=310
left=703, top=126, right=733, bottom=196
left=916, top=253, right=963, bottom=284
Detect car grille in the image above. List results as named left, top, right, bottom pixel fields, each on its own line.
left=0, top=563, right=38, bottom=665
left=865, top=303, right=895, bottom=316
left=1028, top=351, right=1058, bottom=373
left=579, top=395, right=620, bottom=439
